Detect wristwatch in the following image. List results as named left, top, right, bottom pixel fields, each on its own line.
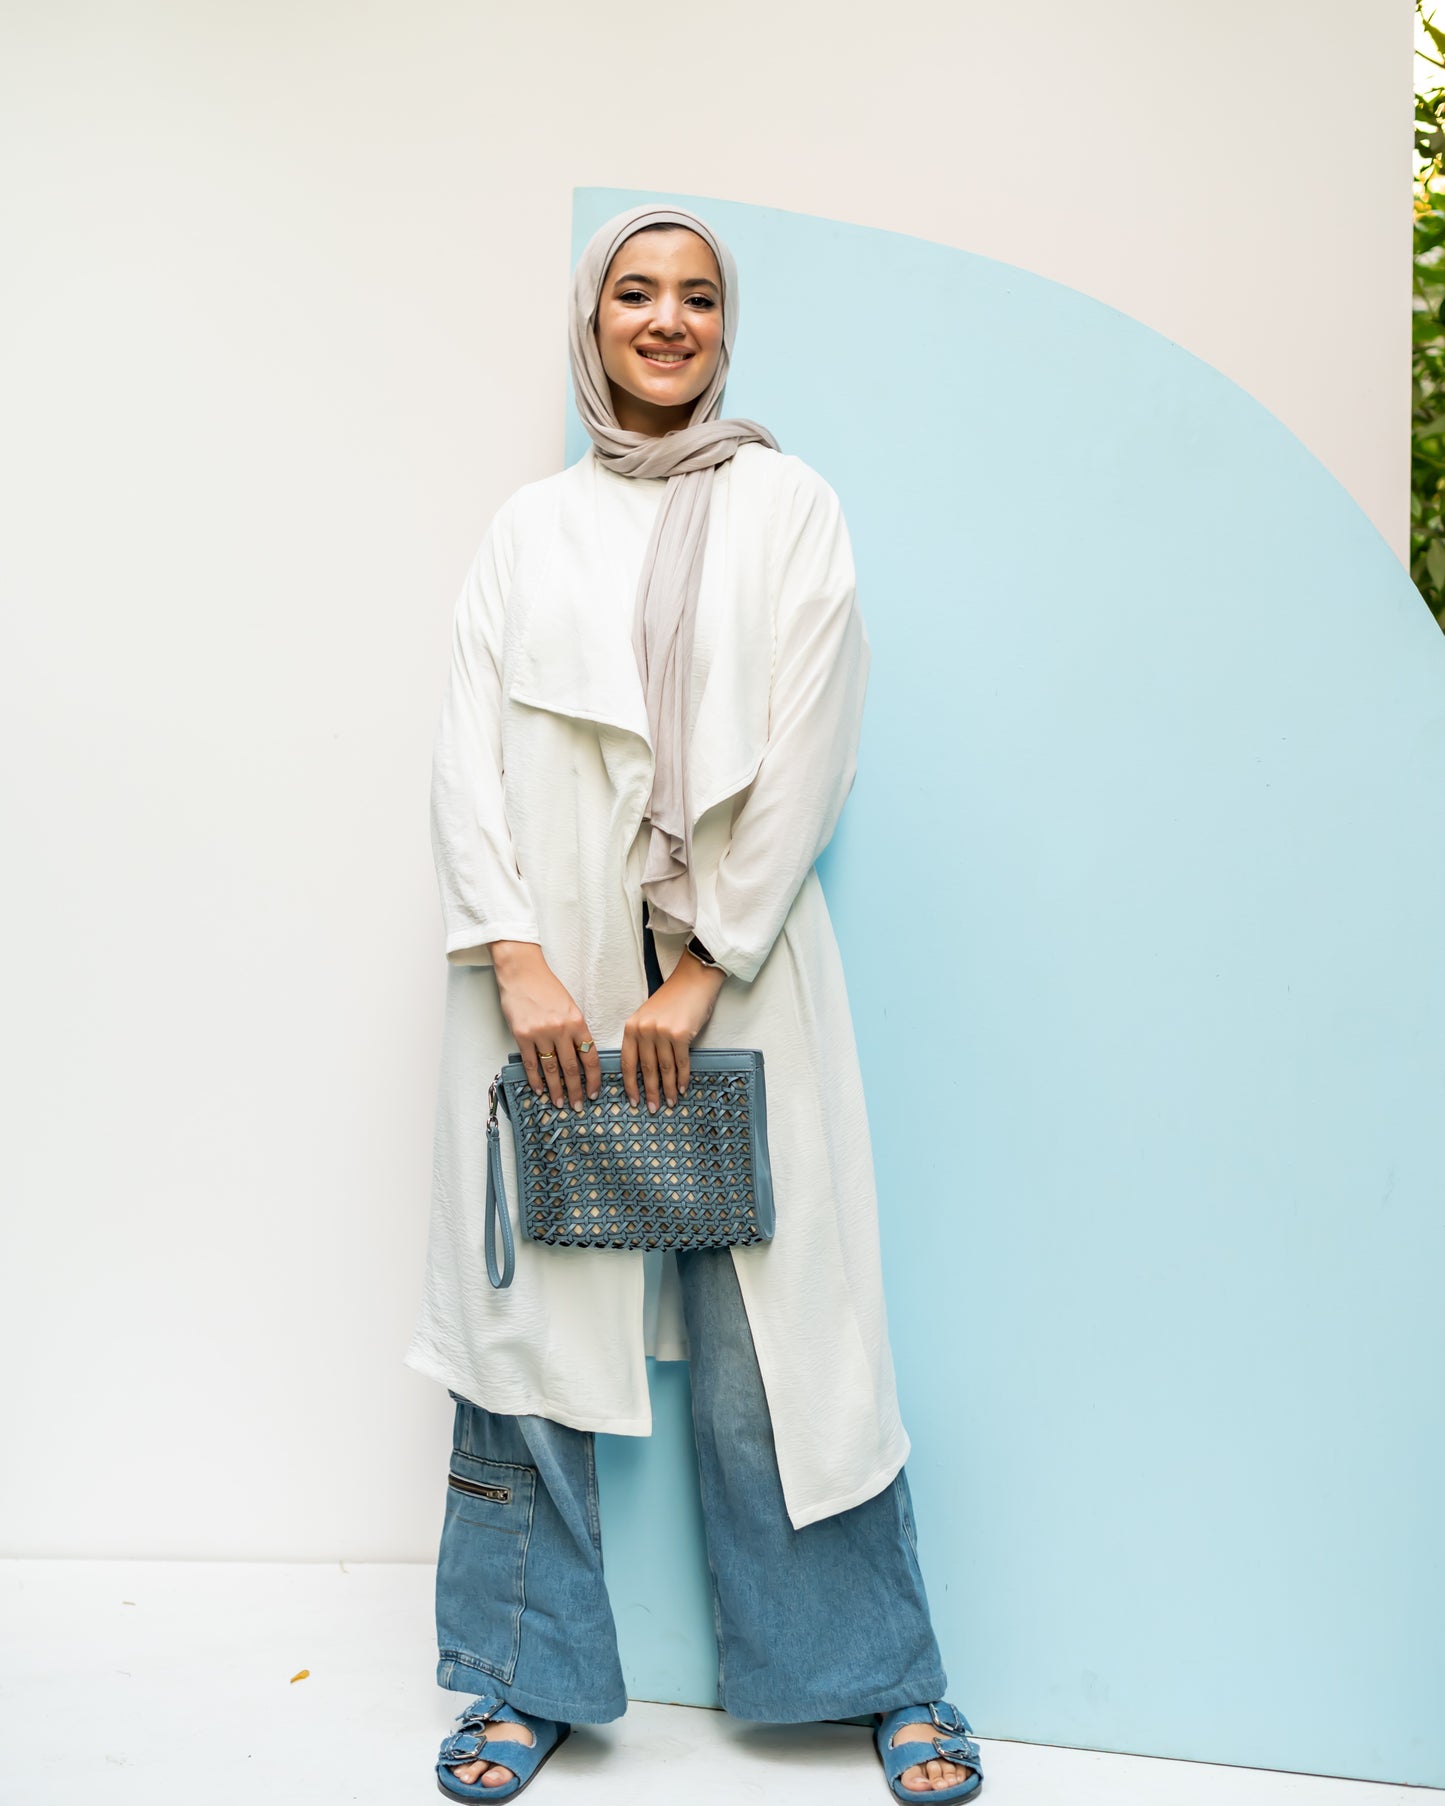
left=685, top=933, right=725, bottom=973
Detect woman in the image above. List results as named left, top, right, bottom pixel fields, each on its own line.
left=405, top=203, right=982, bottom=1804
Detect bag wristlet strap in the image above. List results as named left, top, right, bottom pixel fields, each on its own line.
left=484, top=1077, right=515, bottom=1289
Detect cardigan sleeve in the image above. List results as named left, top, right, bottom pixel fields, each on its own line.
left=430, top=497, right=543, bottom=967
left=690, top=462, right=870, bottom=984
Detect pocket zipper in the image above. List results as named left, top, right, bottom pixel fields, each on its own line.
left=448, top=1473, right=512, bottom=1505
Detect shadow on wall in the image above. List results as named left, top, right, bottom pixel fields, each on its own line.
left=575, top=185, right=1445, bottom=1792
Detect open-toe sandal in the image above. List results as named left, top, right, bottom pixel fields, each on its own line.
left=436, top=1694, right=572, bottom=1802
left=874, top=1700, right=983, bottom=1803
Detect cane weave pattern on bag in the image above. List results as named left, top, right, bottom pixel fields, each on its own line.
left=482, top=1048, right=774, bottom=1285
left=510, top=1066, right=764, bottom=1250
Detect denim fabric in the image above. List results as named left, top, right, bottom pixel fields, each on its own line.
left=433, top=900, right=947, bottom=1723
left=435, top=1244, right=947, bottom=1724
left=676, top=1244, right=947, bottom=1722
left=435, top=1389, right=628, bottom=1723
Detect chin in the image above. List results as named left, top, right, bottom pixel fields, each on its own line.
left=625, top=383, right=709, bottom=415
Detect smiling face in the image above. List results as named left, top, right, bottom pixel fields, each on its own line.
left=592, top=227, right=724, bottom=437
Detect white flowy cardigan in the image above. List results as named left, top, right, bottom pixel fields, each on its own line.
left=403, top=440, right=909, bottom=1529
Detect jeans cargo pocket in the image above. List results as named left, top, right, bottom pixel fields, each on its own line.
left=435, top=1448, right=537, bottom=1686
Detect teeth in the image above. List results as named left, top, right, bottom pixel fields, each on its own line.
left=640, top=351, right=688, bottom=362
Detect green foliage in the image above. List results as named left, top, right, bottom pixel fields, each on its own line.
left=1413, top=1, right=1445, bottom=629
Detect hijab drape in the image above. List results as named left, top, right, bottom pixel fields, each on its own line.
left=568, top=204, right=779, bottom=938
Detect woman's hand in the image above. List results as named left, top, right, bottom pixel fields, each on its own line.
left=490, top=941, right=601, bottom=1110
left=622, top=950, right=726, bottom=1112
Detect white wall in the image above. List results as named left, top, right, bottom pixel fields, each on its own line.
left=0, top=1, right=1410, bottom=1559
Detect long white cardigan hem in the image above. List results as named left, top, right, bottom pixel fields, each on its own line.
left=403, top=1340, right=912, bottom=1529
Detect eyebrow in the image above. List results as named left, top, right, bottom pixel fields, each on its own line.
left=611, top=272, right=720, bottom=294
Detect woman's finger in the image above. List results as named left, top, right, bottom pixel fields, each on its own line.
left=518, top=1038, right=547, bottom=1097
left=577, top=1033, right=602, bottom=1102
left=656, top=1040, right=678, bottom=1108
left=536, top=1041, right=565, bottom=1107
left=556, top=1033, right=586, bottom=1112
left=638, top=1032, right=662, bottom=1114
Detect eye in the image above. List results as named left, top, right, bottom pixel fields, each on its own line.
left=616, top=289, right=717, bottom=309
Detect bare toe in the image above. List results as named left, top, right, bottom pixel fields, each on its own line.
left=448, top=1757, right=516, bottom=1788
left=887, top=1718, right=977, bottom=1795
left=447, top=1716, right=536, bottom=1792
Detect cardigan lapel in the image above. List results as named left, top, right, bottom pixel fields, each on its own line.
left=502, top=448, right=774, bottom=826
left=504, top=451, right=655, bottom=756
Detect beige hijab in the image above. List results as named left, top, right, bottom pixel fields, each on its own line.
left=568, top=204, right=779, bottom=938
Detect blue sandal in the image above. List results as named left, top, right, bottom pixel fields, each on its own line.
left=874, top=1701, right=983, bottom=1803
left=436, top=1694, right=572, bottom=1802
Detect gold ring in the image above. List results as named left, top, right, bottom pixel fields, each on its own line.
left=578, top=1040, right=594, bottom=1054
left=538, top=1051, right=557, bottom=1062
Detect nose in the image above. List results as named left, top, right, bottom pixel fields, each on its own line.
left=648, top=293, right=687, bottom=335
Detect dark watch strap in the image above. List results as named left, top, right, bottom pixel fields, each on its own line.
left=685, top=934, right=723, bottom=972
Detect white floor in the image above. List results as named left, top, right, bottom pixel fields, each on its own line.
left=1, top=1561, right=1436, bottom=1806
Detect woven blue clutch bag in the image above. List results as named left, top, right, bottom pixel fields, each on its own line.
left=483, top=1047, right=773, bottom=1288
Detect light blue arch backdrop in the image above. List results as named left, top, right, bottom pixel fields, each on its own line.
left=572, top=187, right=1445, bottom=1789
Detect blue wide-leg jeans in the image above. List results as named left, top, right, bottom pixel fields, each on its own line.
left=434, top=1243, right=948, bottom=1724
